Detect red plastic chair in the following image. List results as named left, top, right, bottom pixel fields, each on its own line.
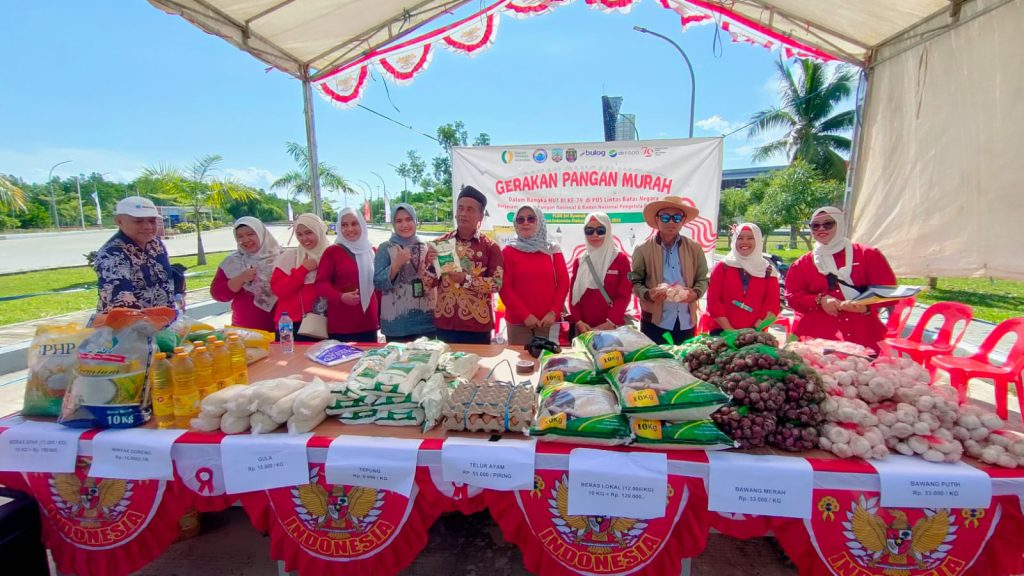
left=886, top=301, right=973, bottom=377
left=931, top=318, right=1024, bottom=419
left=884, top=295, right=917, bottom=339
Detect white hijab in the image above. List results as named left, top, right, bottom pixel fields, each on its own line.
left=335, top=207, right=375, bottom=312
left=273, top=212, right=328, bottom=284
left=220, top=217, right=282, bottom=311
left=571, top=212, right=618, bottom=305
left=720, top=223, right=779, bottom=278
left=810, top=206, right=857, bottom=299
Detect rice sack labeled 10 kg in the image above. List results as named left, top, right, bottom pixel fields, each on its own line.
left=575, top=326, right=672, bottom=373
left=538, top=349, right=602, bottom=387
left=530, top=382, right=631, bottom=446
left=608, top=359, right=729, bottom=421
left=629, top=418, right=737, bottom=450
left=23, top=322, right=92, bottom=417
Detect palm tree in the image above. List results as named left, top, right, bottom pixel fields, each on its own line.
left=0, top=175, right=26, bottom=212
left=749, top=59, right=856, bottom=180
left=143, top=154, right=254, bottom=265
left=271, top=142, right=355, bottom=203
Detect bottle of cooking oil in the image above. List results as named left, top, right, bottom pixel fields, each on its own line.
left=149, top=352, right=175, bottom=429
left=227, top=333, right=248, bottom=385
left=211, top=339, right=233, bottom=390
left=192, top=345, right=216, bottom=400
left=170, top=351, right=198, bottom=428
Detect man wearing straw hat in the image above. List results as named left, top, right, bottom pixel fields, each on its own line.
left=629, top=196, right=709, bottom=345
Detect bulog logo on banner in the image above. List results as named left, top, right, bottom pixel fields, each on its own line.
left=807, top=491, right=1000, bottom=576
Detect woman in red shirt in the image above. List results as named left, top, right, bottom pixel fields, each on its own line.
left=500, top=204, right=569, bottom=345
left=271, top=213, right=328, bottom=342
left=786, top=206, right=897, bottom=352
left=703, top=223, right=780, bottom=334
left=316, top=207, right=379, bottom=343
left=568, top=212, right=633, bottom=334
left=210, top=217, right=282, bottom=332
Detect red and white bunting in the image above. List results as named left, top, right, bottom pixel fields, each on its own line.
left=503, top=0, right=573, bottom=19
left=585, top=0, right=637, bottom=14
left=316, top=65, right=370, bottom=110
left=441, top=13, right=500, bottom=56
left=376, top=44, right=434, bottom=85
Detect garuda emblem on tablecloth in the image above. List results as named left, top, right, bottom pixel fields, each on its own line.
left=844, top=494, right=956, bottom=575
left=292, top=468, right=384, bottom=538
left=548, top=475, right=648, bottom=554
left=49, top=471, right=131, bottom=527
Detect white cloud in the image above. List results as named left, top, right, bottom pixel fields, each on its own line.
left=223, top=167, right=278, bottom=190
left=695, top=115, right=745, bottom=135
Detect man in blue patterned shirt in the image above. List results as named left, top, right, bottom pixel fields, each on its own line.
left=94, top=196, right=184, bottom=312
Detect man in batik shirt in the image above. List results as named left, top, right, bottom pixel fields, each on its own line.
left=94, top=196, right=184, bottom=312
left=424, top=186, right=503, bottom=345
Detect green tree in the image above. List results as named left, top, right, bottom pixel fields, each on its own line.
left=749, top=59, right=855, bottom=180
left=271, top=141, right=354, bottom=202
left=0, top=175, right=26, bottom=212
left=394, top=150, right=427, bottom=202
left=743, top=161, right=844, bottom=249
left=472, top=133, right=491, bottom=147
left=717, top=187, right=750, bottom=232
left=142, top=154, right=255, bottom=265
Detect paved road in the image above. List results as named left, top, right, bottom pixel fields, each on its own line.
left=0, top=225, right=439, bottom=274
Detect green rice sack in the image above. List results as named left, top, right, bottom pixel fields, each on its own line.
left=530, top=382, right=631, bottom=446
left=538, top=349, right=603, bottom=387
left=629, top=418, right=737, bottom=450
left=608, top=359, right=729, bottom=421
left=574, top=326, right=673, bottom=373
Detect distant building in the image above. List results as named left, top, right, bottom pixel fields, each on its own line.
left=601, top=96, right=623, bottom=142
left=721, top=165, right=786, bottom=190
left=615, top=114, right=638, bottom=141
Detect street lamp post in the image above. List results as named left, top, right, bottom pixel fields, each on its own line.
left=47, top=160, right=71, bottom=230
left=357, top=179, right=374, bottom=223
left=618, top=113, right=640, bottom=140
left=633, top=26, right=696, bottom=138
left=370, top=171, right=387, bottom=222
left=386, top=163, right=407, bottom=203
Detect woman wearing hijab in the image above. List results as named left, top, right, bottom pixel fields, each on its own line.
left=316, top=207, right=379, bottom=342
left=271, top=213, right=328, bottom=341
left=210, top=217, right=283, bottom=332
left=373, top=204, right=435, bottom=342
left=786, top=206, right=896, bottom=352
left=568, top=212, right=633, bottom=334
left=703, top=223, right=781, bottom=334
left=500, top=204, right=570, bottom=345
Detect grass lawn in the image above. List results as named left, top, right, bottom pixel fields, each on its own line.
left=715, top=234, right=810, bottom=263
left=898, top=277, right=1024, bottom=324
left=416, top=223, right=450, bottom=233
left=0, top=251, right=230, bottom=326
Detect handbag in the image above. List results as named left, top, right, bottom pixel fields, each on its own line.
left=296, top=291, right=328, bottom=340
left=584, top=254, right=637, bottom=328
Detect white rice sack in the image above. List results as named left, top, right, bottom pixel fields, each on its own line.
left=268, top=388, right=303, bottom=424
left=439, top=351, right=480, bottom=381
left=287, top=412, right=328, bottom=434
left=250, top=411, right=281, bottom=434
left=220, top=412, right=251, bottom=434
left=292, top=378, right=332, bottom=420
left=200, top=384, right=248, bottom=418
left=190, top=414, right=222, bottom=432
left=252, top=377, right=308, bottom=412
left=406, top=338, right=450, bottom=355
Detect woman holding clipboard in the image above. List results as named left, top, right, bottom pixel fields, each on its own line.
left=785, top=206, right=897, bottom=352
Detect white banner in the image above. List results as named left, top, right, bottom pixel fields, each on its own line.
left=451, top=138, right=723, bottom=262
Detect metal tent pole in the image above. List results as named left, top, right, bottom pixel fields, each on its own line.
left=302, top=77, right=323, bottom=218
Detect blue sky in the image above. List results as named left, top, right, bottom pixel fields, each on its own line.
left=0, top=2, right=836, bottom=208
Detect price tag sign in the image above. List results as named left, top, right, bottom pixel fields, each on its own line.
left=441, top=437, right=536, bottom=491
left=88, top=428, right=186, bottom=480
left=0, top=421, right=84, bottom=473
left=567, top=448, right=667, bottom=519
left=325, top=436, right=421, bottom=497
left=873, top=455, right=992, bottom=509
left=221, top=434, right=312, bottom=494
left=707, top=452, right=813, bottom=519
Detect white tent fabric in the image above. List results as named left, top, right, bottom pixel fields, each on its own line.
left=849, top=0, right=1023, bottom=280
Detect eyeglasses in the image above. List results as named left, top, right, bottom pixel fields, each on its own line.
left=659, top=213, right=684, bottom=224
left=810, top=220, right=836, bottom=231
left=515, top=215, right=537, bottom=224
left=584, top=227, right=607, bottom=236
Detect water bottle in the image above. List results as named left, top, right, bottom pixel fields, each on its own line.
left=149, top=352, right=175, bottom=429
left=279, top=312, right=294, bottom=355
left=227, top=333, right=249, bottom=385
